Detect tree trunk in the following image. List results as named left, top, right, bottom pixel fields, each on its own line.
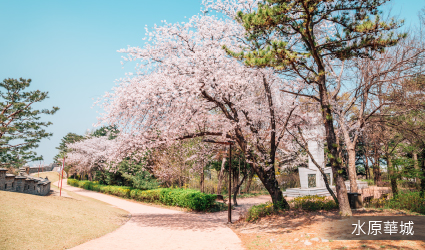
left=319, top=168, right=339, bottom=205
left=233, top=167, right=239, bottom=192
left=179, top=164, right=183, bottom=188
left=364, top=155, right=369, bottom=180
left=233, top=174, right=247, bottom=206
left=200, top=167, right=205, bottom=193
left=373, top=161, right=381, bottom=185
left=334, top=173, right=351, bottom=214
left=222, top=172, right=228, bottom=194
left=216, top=158, right=226, bottom=195
left=251, top=163, right=289, bottom=209
left=367, top=156, right=374, bottom=180
left=413, top=152, right=420, bottom=185
left=347, top=148, right=358, bottom=193
left=232, top=171, right=247, bottom=206
left=243, top=171, right=254, bottom=193
left=319, top=86, right=352, bottom=216
left=373, top=148, right=381, bottom=185
left=388, top=157, right=398, bottom=196
left=420, top=149, right=425, bottom=198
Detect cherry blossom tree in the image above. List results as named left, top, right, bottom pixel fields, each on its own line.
left=66, top=136, right=117, bottom=175
left=98, top=11, right=303, bottom=207
left=147, top=139, right=217, bottom=188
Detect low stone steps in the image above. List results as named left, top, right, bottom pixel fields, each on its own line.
left=282, top=187, right=336, bottom=197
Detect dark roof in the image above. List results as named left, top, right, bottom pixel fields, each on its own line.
left=27, top=176, right=51, bottom=184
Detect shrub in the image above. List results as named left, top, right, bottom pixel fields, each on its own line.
left=159, top=189, right=217, bottom=211
left=67, top=178, right=79, bottom=187
left=246, top=202, right=276, bottom=222
left=66, top=179, right=216, bottom=211
left=77, top=181, right=93, bottom=190
left=130, top=189, right=162, bottom=203
left=290, top=195, right=338, bottom=211
left=385, top=191, right=425, bottom=214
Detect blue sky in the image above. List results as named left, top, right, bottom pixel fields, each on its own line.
left=0, top=0, right=424, bottom=165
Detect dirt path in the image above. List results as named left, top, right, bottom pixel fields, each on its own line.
left=56, top=180, right=271, bottom=250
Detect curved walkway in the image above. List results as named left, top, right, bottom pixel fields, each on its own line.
left=57, top=181, right=271, bottom=250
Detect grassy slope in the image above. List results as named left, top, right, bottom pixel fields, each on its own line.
left=1, top=172, right=129, bottom=250
left=31, top=172, right=61, bottom=185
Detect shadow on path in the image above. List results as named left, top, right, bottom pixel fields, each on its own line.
left=55, top=180, right=273, bottom=250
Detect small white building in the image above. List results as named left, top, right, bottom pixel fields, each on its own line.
left=283, top=124, right=335, bottom=197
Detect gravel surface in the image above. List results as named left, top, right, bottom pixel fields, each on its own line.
left=57, top=180, right=271, bottom=250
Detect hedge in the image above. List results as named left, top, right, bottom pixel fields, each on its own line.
left=67, top=179, right=216, bottom=211
left=290, top=195, right=338, bottom=211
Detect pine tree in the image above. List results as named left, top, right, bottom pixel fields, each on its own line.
left=0, top=78, right=58, bottom=166
left=228, top=0, right=405, bottom=216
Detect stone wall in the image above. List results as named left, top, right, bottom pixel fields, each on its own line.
left=14, top=176, right=26, bottom=192
left=0, top=170, right=5, bottom=191
left=27, top=165, right=55, bottom=174
left=5, top=174, right=15, bottom=191
left=0, top=168, right=51, bottom=196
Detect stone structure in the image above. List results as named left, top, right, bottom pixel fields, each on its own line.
left=299, top=139, right=333, bottom=190
left=0, top=168, right=51, bottom=196
left=283, top=125, right=335, bottom=197
left=19, top=164, right=56, bottom=175
left=283, top=123, right=368, bottom=197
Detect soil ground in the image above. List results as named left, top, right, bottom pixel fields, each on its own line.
left=230, top=209, right=425, bottom=250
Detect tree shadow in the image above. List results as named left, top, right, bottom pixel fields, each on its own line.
left=131, top=213, right=228, bottom=231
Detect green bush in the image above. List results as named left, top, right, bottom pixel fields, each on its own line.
left=159, top=189, right=217, bottom=211
left=246, top=202, right=276, bottom=222
left=77, top=180, right=93, bottom=190
left=385, top=191, right=425, bottom=214
left=364, top=191, right=425, bottom=215
left=67, top=178, right=79, bottom=187
left=130, top=189, right=162, bottom=202
left=67, top=179, right=216, bottom=211
left=245, top=196, right=338, bottom=222
left=290, top=195, right=338, bottom=211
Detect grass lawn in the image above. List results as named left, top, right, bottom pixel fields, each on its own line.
left=0, top=175, right=129, bottom=250
left=31, top=171, right=62, bottom=186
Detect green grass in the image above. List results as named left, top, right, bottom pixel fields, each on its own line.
left=0, top=186, right=129, bottom=250
left=31, top=171, right=62, bottom=184
left=246, top=202, right=277, bottom=222
left=365, top=190, right=425, bottom=215
left=290, top=195, right=338, bottom=211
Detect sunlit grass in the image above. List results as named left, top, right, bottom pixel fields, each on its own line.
left=0, top=184, right=129, bottom=250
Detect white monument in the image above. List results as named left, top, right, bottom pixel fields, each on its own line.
left=283, top=124, right=335, bottom=197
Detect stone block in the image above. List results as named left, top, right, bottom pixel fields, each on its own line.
left=5, top=174, right=15, bottom=191
left=14, top=176, right=26, bottom=192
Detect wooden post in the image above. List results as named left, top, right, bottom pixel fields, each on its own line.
left=60, top=158, right=65, bottom=197
left=58, top=165, right=62, bottom=189
left=228, top=144, right=232, bottom=223
left=201, top=139, right=234, bottom=223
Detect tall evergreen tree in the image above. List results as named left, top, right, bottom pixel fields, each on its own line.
left=53, top=132, right=85, bottom=164
left=0, top=78, right=58, bottom=166
left=228, top=0, right=405, bottom=216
